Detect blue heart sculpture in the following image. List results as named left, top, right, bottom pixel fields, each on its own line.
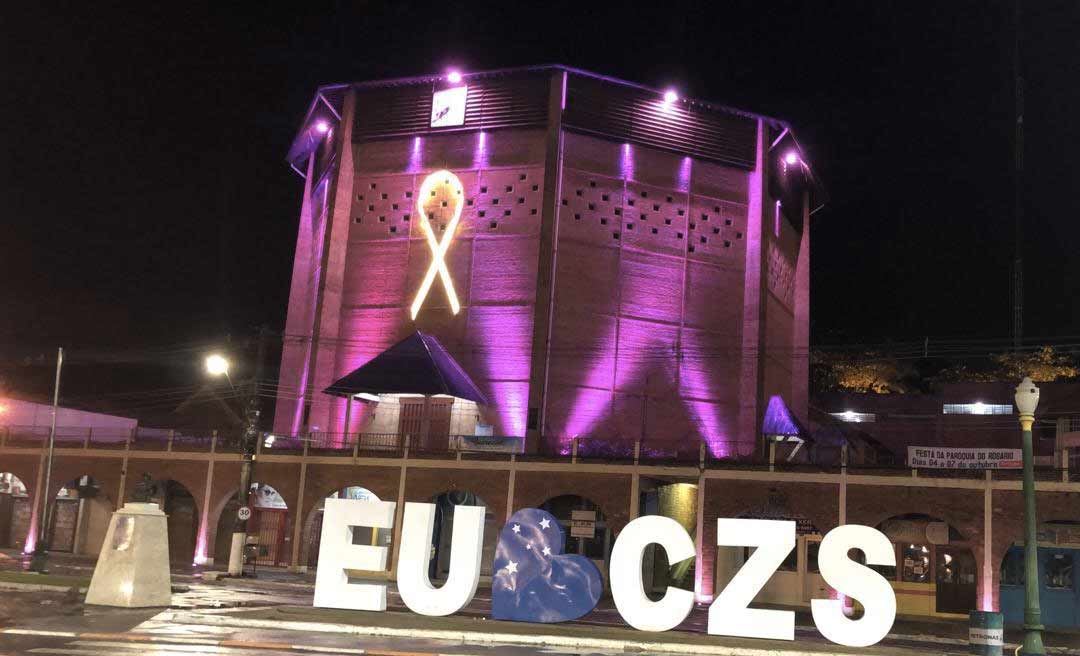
left=491, top=508, right=602, bottom=623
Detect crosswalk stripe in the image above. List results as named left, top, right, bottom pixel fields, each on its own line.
left=1, top=630, right=77, bottom=638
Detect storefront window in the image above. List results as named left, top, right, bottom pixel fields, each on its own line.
left=901, top=544, right=931, bottom=583
left=1045, top=553, right=1074, bottom=590
left=778, top=544, right=798, bottom=572
left=806, top=541, right=820, bottom=573
left=1001, top=547, right=1024, bottom=586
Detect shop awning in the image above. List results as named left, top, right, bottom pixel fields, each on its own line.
left=322, top=331, right=488, bottom=404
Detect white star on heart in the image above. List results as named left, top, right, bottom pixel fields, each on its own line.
left=542, top=546, right=552, bottom=556
left=539, top=518, right=551, bottom=529
left=512, top=524, right=521, bottom=534
left=506, top=560, right=518, bottom=574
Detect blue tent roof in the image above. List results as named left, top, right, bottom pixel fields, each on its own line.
left=323, top=331, right=488, bottom=404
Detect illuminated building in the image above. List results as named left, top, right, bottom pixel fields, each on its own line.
left=274, top=65, right=821, bottom=458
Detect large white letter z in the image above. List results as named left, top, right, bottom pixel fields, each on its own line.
left=709, top=518, right=796, bottom=641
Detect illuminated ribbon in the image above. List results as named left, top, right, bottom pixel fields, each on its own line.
left=410, top=170, right=464, bottom=320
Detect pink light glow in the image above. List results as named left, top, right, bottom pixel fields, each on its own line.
left=663, top=89, right=678, bottom=104
left=314, top=120, right=330, bottom=134
left=783, top=150, right=799, bottom=166
left=22, top=520, right=37, bottom=554
left=774, top=200, right=781, bottom=237
left=193, top=510, right=211, bottom=565
left=447, top=70, right=463, bottom=84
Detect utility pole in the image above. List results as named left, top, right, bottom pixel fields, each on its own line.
left=30, top=347, right=63, bottom=573
left=227, top=326, right=268, bottom=577
left=1012, top=0, right=1025, bottom=351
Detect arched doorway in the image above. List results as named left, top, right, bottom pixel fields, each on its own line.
left=213, top=483, right=290, bottom=567
left=141, top=479, right=200, bottom=564
left=875, top=513, right=975, bottom=617
left=538, top=495, right=611, bottom=583
left=429, top=491, right=495, bottom=581
left=0, top=473, right=29, bottom=550
left=50, top=476, right=113, bottom=556
left=639, top=482, right=699, bottom=597
left=1000, top=519, right=1080, bottom=629
left=305, top=487, right=389, bottom=569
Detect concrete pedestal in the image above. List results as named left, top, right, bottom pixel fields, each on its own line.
left=85, top=502, right=171, bottom=607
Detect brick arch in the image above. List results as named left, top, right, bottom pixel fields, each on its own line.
left=303, top=465, right=400, bottom=510
left=47, top=458, right=123, bottom=510
left=845, top=486, right=984, bottom=545
left=512, top=471, right=630, bottom=534
left=204, top=461, right=301, bottom=563
left=704, top=480, right=840, bottom=537
left=123, top=460, right=208, bottom=518
left=0, top=454, right=41, bottom=499
left=298, top=465, right=402, bottom=568
left=402, top=469, right=509, bottom=525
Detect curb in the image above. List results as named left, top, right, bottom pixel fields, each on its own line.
left=0, top=581, right=87, bottom=594
left=162, top=609, right=1080, bottom=656
left=159, top=610, right=914, bottom=656
left=0, top=629, right=368, bottom=655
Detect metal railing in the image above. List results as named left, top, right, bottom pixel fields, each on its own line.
left=0, top=425, right=1076, bottom=481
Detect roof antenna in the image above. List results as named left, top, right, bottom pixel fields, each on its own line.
left=1012, top=0, right=1025, bottom=352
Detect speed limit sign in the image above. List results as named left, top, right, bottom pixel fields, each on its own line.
left=237, top=506, right=252, bottom=521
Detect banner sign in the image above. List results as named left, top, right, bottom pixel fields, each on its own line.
left=314, top=499, right=897, bottom=648
left=907, top=446, right=1022, bottom=470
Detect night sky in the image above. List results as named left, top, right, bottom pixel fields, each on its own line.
left=3, top=1, right=1079, bottom=410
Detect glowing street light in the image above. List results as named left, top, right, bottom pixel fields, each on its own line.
left=314, top=120, right=330, bottom=134
left=783, top=150, right=800, bottom=166
left=663, top=89, right=678, bottom=104
left=205, top=354, right=230, bottom=377
left=447, top=69, right=463, bottom=84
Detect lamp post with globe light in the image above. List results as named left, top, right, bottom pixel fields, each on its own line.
left=1015, top=376, right=1044, bottom=656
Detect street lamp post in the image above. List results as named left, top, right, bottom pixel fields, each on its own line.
left=1015, top=376, right=1044, bottom=656
left=204, top=327, right=268, bottom=577
left=29, top=347, right=63, bottom=573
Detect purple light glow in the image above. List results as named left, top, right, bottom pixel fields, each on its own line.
left=774, top=200, right=781, bottom=237
left=663, top=89, right=678, bottom=104
left=468, top=306, right=533, bottom=436
left=620, top=143, right=635, bottom=181
left=407, top=136, right=424, bottom=173
left=447, top=70, right=463, bottom=84
left=677, top=157, right=692, bottom=193
left=472, top=131, right=488, bottom=169
left=314, top=120, right=330, bottom=134
left=783, top=150, right=799, bottom=166
left=762, top=395, right=802, bottom=437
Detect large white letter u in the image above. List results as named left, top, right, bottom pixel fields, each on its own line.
left=397, top=501, right=485, bottom=616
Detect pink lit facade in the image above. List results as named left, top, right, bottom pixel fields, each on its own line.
left=274, top=67, right=817, bottom=457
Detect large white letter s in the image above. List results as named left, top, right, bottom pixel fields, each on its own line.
left=811, top=525, right=896, bottom=647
